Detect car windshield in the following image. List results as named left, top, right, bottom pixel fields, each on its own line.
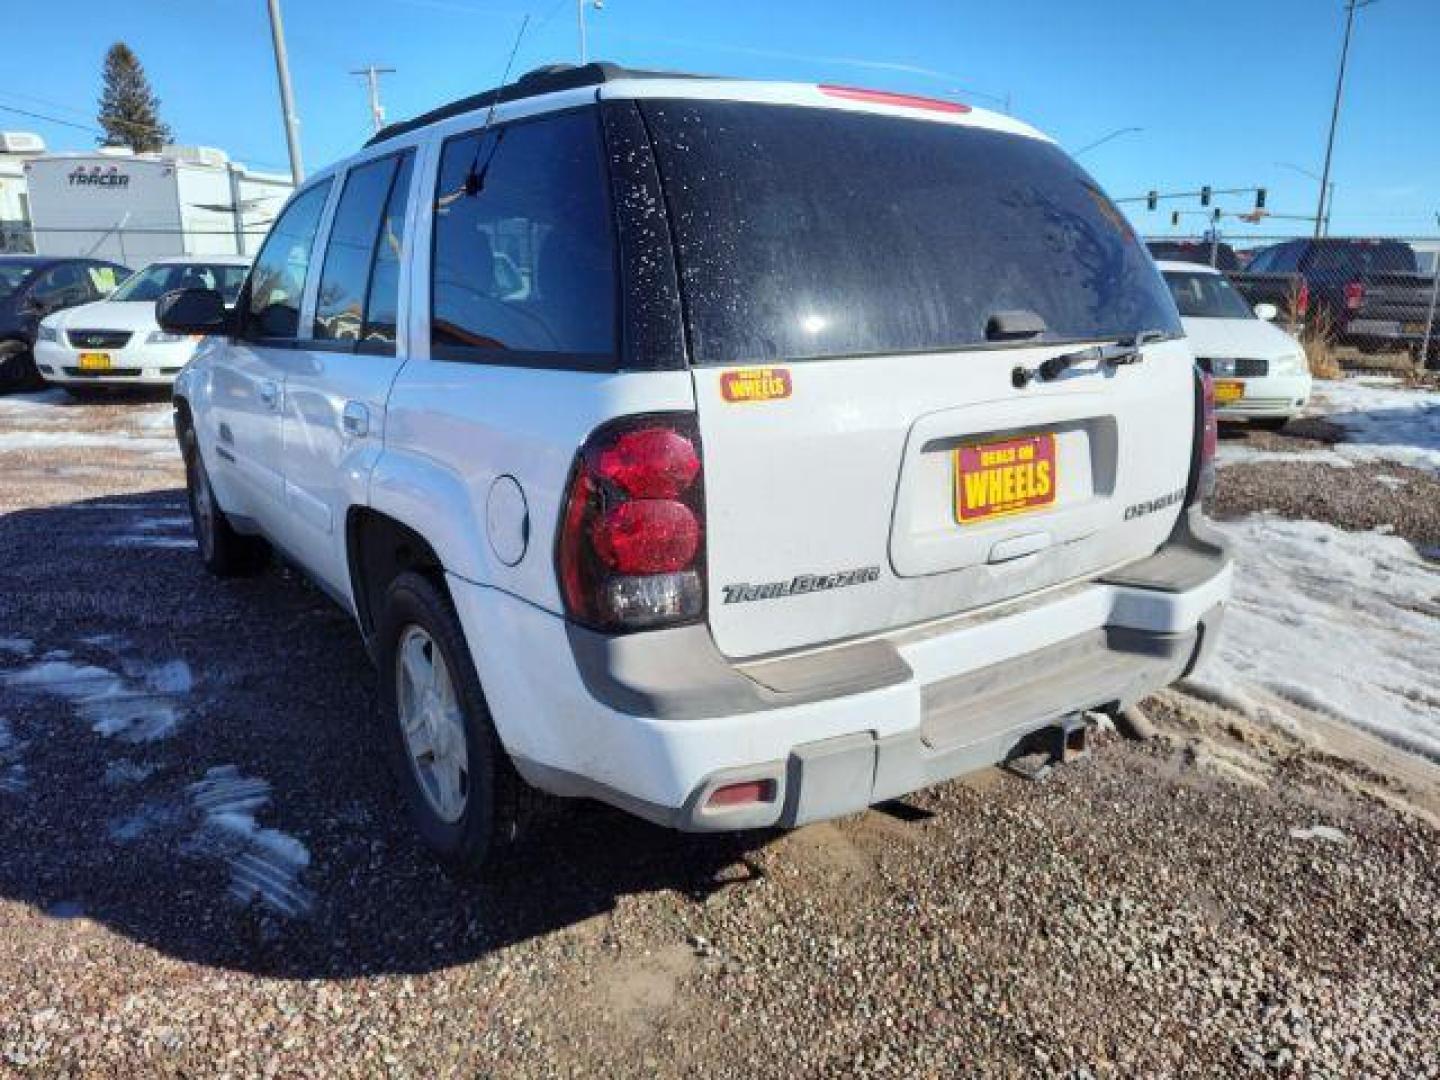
left=641, top=100, right=1180, bottom=364
left=1163, top=270, right=1255, bottom=319
left=0, top=264, right=33, bottom=300
left=110, top=262, right=249, bottom=304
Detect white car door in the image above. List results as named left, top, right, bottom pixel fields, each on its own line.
left=206, top=181, right=333, bottom=526
left=274, top=148, right=419, bottom=600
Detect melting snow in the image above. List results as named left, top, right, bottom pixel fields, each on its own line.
left=2, top=659, right=190, bottom=742
left=0, top=430, right=177, bottom=454
left=186, top=766, right=313, bottom=916
left=1186, top=515, right=1440, bottom=762
left=1313, top=378, right=1440, bottom=474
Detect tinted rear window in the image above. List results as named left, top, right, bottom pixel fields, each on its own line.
left=1306, top=241, right=1417, bottom=276
left=642, top=101, right=1180, bottom=365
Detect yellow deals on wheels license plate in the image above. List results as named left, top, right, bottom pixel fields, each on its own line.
left=1214, top=379, right=1245, bottom=404
left=954, top=432, right=1057, bottom=524
left=77, top=352, right=112, bottom=372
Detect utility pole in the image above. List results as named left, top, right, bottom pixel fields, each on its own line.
left=577, top=0, right=602, bottom=63
left=351, top=65, right=396, bottom=134
left=1314, top=0, right=1376, bottom=239
left=266, top=0, right=305, bottom=185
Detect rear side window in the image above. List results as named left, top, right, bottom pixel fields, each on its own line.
left=430, top=109, right=617, bottom=366
left=643, top=101, right=1180, bottom=364
left=243, top=180, right=332, bottom=340
left=313, top=152, right=414, bottom=348
left=1305, top=241, right=1417, bottom=277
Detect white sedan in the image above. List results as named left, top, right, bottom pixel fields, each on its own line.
left=1159, top=260, right=1312, bottom=428
left=33, top=255, right=250, bottom=392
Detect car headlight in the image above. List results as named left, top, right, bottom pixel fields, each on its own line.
left=146, top=330, right=188, bottom=344
left=1207, top=357, right=1237, bottom=377
left=36, top=324, right=58, bottom=343
left=1273, top=351, right=1308, bottom=376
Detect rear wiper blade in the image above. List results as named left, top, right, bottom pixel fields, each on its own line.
left=1012, top=330, right=1163, bottom=388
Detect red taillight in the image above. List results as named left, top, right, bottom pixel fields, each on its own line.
left=819, top=84, right=971, bottom=114
left=1200, top=371, right=1218, bottom=463
left=1188, top=368, right=1218, bottom=509
left=593, top=500, right=700, bottom=574
left=1297, top=281, right=1310, bottom=318
left=1344, top=280, right=1365, bottom=311
left=558, top=415, right=706, bottom=632
left=596, top=427, right=700, bottom=499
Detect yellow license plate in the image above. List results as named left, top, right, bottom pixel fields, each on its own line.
left=1214, top=379, right=1245, bottom=404
left=77, top=352, right=112, bottom=371
left=1403, top=321, right=1425, bottom=334
left=954, top=432, right=1057, bottom=524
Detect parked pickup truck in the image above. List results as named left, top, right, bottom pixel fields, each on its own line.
left=1243, top=238, right=1428, bottom=360
left=1345, top=273, right=1439, bottom=368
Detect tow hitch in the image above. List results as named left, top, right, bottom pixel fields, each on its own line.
left=1004, top=713, right=1094, bottom=782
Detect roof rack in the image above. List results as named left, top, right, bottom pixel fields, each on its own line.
left=365, top=61, right=708, bottom=148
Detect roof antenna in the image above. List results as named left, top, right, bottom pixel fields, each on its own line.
left=464, top=14, right=530, bottom=196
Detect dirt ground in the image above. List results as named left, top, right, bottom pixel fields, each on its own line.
left=0, top=388, right=1436, bottom=1078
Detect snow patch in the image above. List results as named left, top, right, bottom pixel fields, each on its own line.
left=186, top=766, right=313, bottom=916
left=1186, top=515, right=1440, bottom=762
left=1311, top=378, right=1440, bottom=474
left=2, top=659, right=190, bottom=742
left=0, top=430, right=177, bottom=455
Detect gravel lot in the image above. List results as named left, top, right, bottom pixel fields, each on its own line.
left=0, top=388, right=1436, bottom=1077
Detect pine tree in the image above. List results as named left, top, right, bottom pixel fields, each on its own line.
left=96, top=42, right=173, bottom=152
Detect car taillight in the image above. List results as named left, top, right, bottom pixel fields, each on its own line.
left=1296, top=281, right=1310, bottom=318
left=1344, top=281, right=1365, bottom=311
left=1187, top=368, right=1218, bottom=508
left=557, top=414, right=706, bottom=632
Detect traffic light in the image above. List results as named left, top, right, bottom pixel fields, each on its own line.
left=1255, top=187, right=1267, bottom=209
left=1200, top=186, right=1212, bottom=207
left=1171, top=210, right=1180, bottom=227
left=1147, top=190, right=1158, bottom=210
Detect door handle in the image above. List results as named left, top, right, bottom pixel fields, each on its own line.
left=342, top=401, right=370, bottom=438
left=258, top=379, right=279, bottom=409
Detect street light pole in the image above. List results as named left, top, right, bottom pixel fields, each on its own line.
left=1277, top=162, right=1336, bottom=237
left=266, top=0, right=305, bottom=185
left=1313, top=0, right=1375, bottom=239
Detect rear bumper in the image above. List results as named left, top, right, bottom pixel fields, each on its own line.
left=1342, top=318, right=1432, bottom=349
left=451, top=508, right=1232, bottom=832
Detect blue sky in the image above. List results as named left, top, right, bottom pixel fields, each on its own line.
left=4, top=0, right=1437, bottom=239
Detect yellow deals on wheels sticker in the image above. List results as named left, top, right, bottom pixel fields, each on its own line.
left=954, top=433, right=1058, bottom=523
left=720, top=367, right=792, bottom=403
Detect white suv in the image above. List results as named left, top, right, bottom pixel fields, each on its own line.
left=160, top=64, right=1232, bottom=871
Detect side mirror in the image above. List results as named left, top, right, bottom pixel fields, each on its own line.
left=157, top=288, right=230, bottom=336
left=1254, top=302, right=1278, bottom=322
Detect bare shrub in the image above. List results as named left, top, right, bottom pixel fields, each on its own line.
left=1301, top=305, right=1342, bottom=380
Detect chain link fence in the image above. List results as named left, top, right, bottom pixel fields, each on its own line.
left=1146, top=234, right=1440, bottom=372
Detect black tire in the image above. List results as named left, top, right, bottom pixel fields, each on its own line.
left=0, top=346, right=39, bottom=392
left=180, top=423, right=269, bottom=577
left=1251, top=416, right=1291, bottom=432
left=376, top=570, right=524, bottom=876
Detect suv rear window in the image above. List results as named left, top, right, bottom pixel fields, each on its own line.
left=642, top=101, right=1180, bottom=365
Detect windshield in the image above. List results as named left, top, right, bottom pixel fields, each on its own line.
left=0, top=264, right=33, bottom=300
left=110, top=262, right=249, bottom=304
left=1163, top=271, right=1255, bottom=319
left=641, top=101, right=1180, bottom=364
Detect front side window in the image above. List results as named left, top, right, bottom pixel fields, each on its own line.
left=110, top=262, right=249, bottom=304
left=243, top=180, right=332, bottom=340
left=643, top=101, right=1180, bottom=364
left=313, top=152, right=413, bottom=346
left=431, top=109, right=617, bottom=364
left=30, top=264, right=86, bottom=307
left=1163, top=271, right=1255, bottom=319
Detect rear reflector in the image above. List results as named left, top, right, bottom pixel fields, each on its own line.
left=707, top=780, right=777, bottom=808
left=819, top=84, right=971, bottom=114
